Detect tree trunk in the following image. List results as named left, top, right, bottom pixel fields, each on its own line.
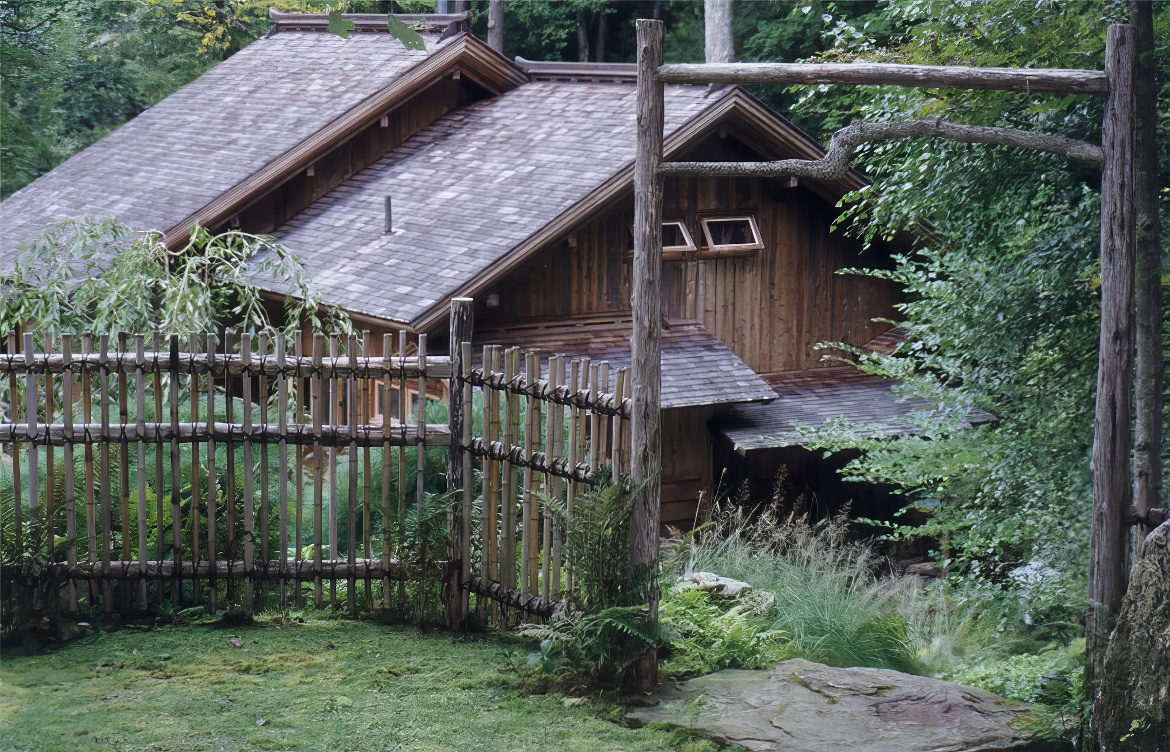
left=595, top=4, right=607, bottom=64
left=487, top=0, right=504, bottom=54
left=449, top=1, right=470, bottom=14
left=1088, top=22, right=1137, bottom=718
left=1096, top=521, right=1170, bottom=751
left=1130, top=0, right=1163, bottom=547
left=629, top=17, right=664, bottom=693
left=704, top=0, right=733, bottom=64
left=577, top=9, right=590, bottom=62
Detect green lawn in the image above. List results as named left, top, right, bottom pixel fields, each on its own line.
left=0, top=618, right=688, bottom=752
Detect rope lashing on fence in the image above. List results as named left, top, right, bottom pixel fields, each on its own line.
left=463, top=436, right=597, bottom=483
left=461, top=368, right=631, bottom=419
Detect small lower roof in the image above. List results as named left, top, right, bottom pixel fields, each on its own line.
left=473, top=320, right=776, bottom=410
left=714, top=367, right=986, bottom=453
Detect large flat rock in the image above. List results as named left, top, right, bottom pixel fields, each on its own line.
left=628, top=659, right=1037, bottom=752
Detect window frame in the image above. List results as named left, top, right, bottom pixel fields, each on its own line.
left=699, top=215, right=764, bottom=256
left=627, top=220, right=699, bottom=260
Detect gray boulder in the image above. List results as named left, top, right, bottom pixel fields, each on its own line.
left=628, top=658, right=1038, bottom=752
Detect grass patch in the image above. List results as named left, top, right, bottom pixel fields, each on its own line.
left=0, top=616, right=710, bottom=752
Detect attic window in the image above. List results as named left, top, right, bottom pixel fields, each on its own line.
left=700, top=216, right=763, bottom=254
left=661, top=221, right=697, bottom=252
left=627, top=221, right=697, bottom=259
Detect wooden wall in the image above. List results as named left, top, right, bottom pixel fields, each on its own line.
left=482, top=157, right=899, bottom=374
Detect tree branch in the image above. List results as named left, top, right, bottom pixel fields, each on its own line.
left=660, top=119, right=1104, bottom=179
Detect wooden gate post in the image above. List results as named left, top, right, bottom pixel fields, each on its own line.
left=447, top=297, right=474, bottom=629
left=1088, top=23, right=1136, bottom=665
left=630, top=17, right=664, bottom=690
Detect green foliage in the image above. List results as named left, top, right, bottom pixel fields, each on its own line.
left=0, top=219, right=351, bottom=336
left=672, top=498, right=947, bottom=674
left=327, top=8, right=357, bottom=38
left=659, top=586, right=788, bottom=678
left=386, top=14, right=426, bottom=51
left=522, top=605, right=665, bottom=686
left=785, top=0, right=1170, bottom=622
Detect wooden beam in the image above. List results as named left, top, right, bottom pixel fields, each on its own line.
left=1088, top=23, right=1137, bottom=661
left=657, top=61, right=1107, bottom=94
left=447, top=297, right=474, bottom=630
left=630, top=17, right=664, bottom=692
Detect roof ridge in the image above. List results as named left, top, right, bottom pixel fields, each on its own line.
left=268, top=9, right=470, bottom=35
left=513, top=58, right=637, bottom=83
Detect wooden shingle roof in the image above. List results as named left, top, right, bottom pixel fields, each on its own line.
left=260, top=80, right=726, bottom=326
left=714, top=367, right=993, bottom=452
left=0, top=19, right=478, bottom=270
left=473, top=321, right=776, bottom=409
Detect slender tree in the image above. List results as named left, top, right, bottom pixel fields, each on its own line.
left=704, top=0, right=732, bottom=63
left=487, top=0, right=504, bottom=53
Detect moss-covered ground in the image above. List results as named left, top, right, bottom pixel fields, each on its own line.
left=0, top=617, right=694, bottom=752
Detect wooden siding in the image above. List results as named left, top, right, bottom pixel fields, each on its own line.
left=483, top=168, right=899, bottom=374
left=661, top=406, right=715, bottom=527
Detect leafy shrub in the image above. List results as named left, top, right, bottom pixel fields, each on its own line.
left=660, top=586, right=788, bottom=678
left=669, top=499, right=949, bottom=674
left=522, top=605, right=665, bottom=686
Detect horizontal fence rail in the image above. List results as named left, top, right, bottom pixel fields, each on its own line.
left=1, top=328, right=447, bottom=625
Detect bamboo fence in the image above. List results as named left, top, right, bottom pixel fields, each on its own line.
left=0, top=330, right=448, bottom=619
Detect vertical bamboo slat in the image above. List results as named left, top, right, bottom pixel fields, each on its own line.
left=206, top=333, right=218, bottom=614
left=597, top=361, right=610, bottom=465
left=500, top=348, right=518, bottom=595
left=118, top=333, right=131, bottom=609
left=44, top=335, right=54, bottom=562
left=276, top=333, right=289, bottom=607
left=98, top=334, right=112, bottom=611
left=541, top=354, right=558, bottom=602
left=168, top=335, right=183, bottom=611
left=396, top=330, right=408, bottom=610
left=240, top=333, right=255, bottom=616
left=361, top=330, right=372, bottom=605
left=312, top=334, right=325, bottom=609
left=153, top=332, right=165, bottom=605
left=189, top=335, right=201, bottom=602
left=565, top=359, right=580, bottom=595
left=8, top=333, right=22, bottom=557
left=381, top=333, right=393, bottom=609
left=223, top=333, right=236, bottom=606
left=415, top=333, right=428, bottom=617
left=551, top=355, right=566, bottom=597
left=24, top=334, right=40, bottom=562
left=328, top=335, right=338, bottom=609
left=135, top=336, right=148, bottom=609
left=346, top=334, right=359, bottom=615
left=459, top=341, right=473, bottom=619
left=62, top=335, right=78, bottom=611
left=294, top=333, right=304, bottom=607
left=258, top=333, right=270, bottom=584
left=479, top=345, right=493, bottom=581
left=612, top=369, right=626, bottom=483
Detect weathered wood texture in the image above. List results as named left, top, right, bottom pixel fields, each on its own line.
left=457, top=345, right=632, bottom=626
left=1088, top=24, right=1137, bottom=661
left=704, top=0, right=733, bottom=64
left=657, top=61, right=1108, bottom=93
left=483, top=170, right=898, bottom=375
left=630, top=17, right=665, bottom=691
left=1130, top=0, right=1163, bottom=544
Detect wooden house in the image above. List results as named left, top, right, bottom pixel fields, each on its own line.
left=0, top=11, right=937, bottom=527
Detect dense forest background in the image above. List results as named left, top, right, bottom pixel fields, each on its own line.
left=2, top=0, right=1168, bottom=634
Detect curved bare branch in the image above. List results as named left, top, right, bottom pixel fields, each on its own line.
left=660, top=119, right=1103, bottom=179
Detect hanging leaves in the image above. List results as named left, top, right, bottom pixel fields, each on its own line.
left=386, top=16, right=426, bottom=52
left=326, top=8, right=356, bottom=39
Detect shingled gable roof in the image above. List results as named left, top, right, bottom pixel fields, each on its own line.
left=0, top=15, right=525, bottom=271
left=259, top=84, right=869, bottom=332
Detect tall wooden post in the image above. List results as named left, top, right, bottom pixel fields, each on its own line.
left=1129, top=0, right=1162, bottom=545
left=1088, top=23, right=1137, bottom=666
left=447, top=297, right=474, bottom=629
left=630, top=17, right=664, bottom=691
left=487, top=0, right=504, bottom=53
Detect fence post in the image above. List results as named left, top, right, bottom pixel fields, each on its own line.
left=447, top=297, right=473, bottom=630
left=630, top=17, right=665, bottom=690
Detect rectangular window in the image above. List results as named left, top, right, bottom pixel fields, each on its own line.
left=627, top=221, right=698, bottom=260
left=700, top=216, right=764, bottom=254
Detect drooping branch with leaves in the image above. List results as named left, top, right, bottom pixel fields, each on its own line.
left=0, top=218, right=351, bottom=337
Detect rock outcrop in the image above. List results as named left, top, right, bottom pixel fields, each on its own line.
left=1097, top=521, right=1170, bottom=751
left=628, top=658, right=1038, bottom=752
